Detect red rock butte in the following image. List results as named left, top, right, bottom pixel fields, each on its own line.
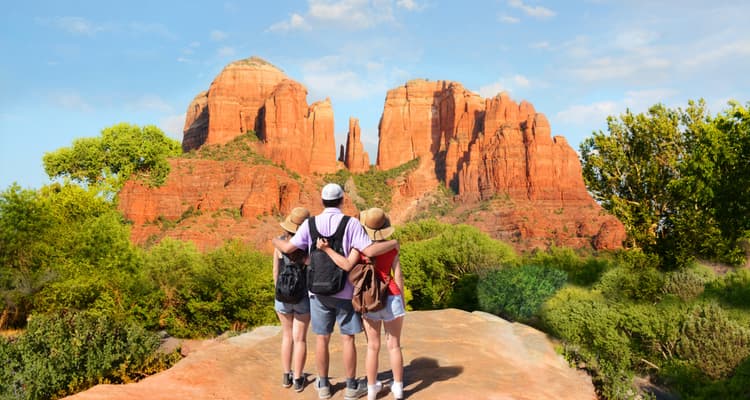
left=118, top=56, right=625, bottom=252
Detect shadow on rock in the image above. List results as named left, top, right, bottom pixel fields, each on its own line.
left=401, top=357, right=463, bottom=397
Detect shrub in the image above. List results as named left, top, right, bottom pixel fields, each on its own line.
left=706, top=268, right=750, bottom=308
left=399, top=223, right=518, bottom=309
left=477, top=264, right=567, bottom=322
left=596, top=265, right=664, bottom=302
left=540, top=287, right=635, bottom=398
left=0, top=310, right=178, bottom=400
left=676, top=302, right=750, bottom=380
left=525, top=246, right=613, bottom=286
left=663, top=266, right=712, bottom=301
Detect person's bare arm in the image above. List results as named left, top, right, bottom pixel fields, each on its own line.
left=392, top=253, right=405, bottom=297
left=272, top=248, right=281, bottom=283
left=361, top=239, right=399, bottom=257
left=272, top=236, right=301, bottom=254
left=317, top=238, right=361, bottom=272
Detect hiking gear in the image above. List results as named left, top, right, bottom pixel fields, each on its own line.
left=282, top=371, right=293, bottom=388
left=275, top=249, right=307, bottom=303
left=294, top=376, right=305, bottom=392
left=359, top=208, right=395, bottom=240
left=367, top=380, right=383, bottom=400
left=307, top=216, right=350, bottom=295
left=349, top=260, right=390, bottom=313
left=280, top=207, right=310, bottom=233
left=321, top=183, right=344, bottom=200
left=316, top=377, right=332, bottom=399
left=344, top=379, right=368, bottom=400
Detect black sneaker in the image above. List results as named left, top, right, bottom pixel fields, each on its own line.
left=282, top=372, right=293, bottom=388
left=293, top=376, right=305, bottom=392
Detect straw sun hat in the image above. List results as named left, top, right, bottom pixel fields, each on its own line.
left=359, top=207, right=395, bottom=241
left=280, top=207, right=310, bottom=233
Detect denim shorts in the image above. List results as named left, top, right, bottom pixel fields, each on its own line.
left=364, top=294, right=406, bottom=322
left=310, top=294, right=363, bottom=335
left=274, top=295, right=311, bottom=315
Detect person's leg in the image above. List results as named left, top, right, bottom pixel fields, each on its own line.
left=363, top=317, right=382, bottom=385
left=292, top=312, right=310, bottom=382
left=316, top=333, right=331, bottom=379
left=341, top=333, right=357, bottom=379
left=276, top=310, right=294, bottom=387
left=383, top=316, right=404, bottom=384
left=310, top=295, right=336, bottom=396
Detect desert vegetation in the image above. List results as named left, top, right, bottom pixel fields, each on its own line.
left=2, top=100, right=749, bottom=400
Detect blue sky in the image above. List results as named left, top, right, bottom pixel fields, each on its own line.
left=2, top=0, right=749, bottom=189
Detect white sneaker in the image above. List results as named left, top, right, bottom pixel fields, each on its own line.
left=367, top=380, right=383, bottom=400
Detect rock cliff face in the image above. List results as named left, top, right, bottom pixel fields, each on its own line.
left=343, top=117, right=370, bottom=173
left=376, top=82, right=625, bottom=250
left=182, top=57, right=337, bottom=175
left=118, top=57, right=625, bottom=251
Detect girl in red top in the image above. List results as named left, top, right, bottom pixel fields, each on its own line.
left=358, top=208, right=405, bottom=400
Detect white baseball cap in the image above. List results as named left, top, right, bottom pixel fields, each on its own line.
left=321, top=183, right=344, bottom=200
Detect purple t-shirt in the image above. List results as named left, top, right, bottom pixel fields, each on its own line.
left=290, top=208, right=372, bottom=299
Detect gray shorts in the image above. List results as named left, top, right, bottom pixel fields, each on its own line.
left=274, top=296, right=311, bottom=315
left=310, top=294, right=363, bottom=335
left=364, top=294, right=406, bottom=322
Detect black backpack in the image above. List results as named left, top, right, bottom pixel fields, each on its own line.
left=307, top=216, right=350, bottom=295
left=275, top=249, right=307, bottom=303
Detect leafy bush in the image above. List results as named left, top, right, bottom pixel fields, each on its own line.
left=139, top=239, right=276, bottom=338
left=399, top=223, right=518, bottom=309
left=676, top=302, right=750, bottom=380
left=705, top=268, right=750, bottom=308
left=525, top=246, right=613, bottom=286
left=540, top=287, right=635, bottom=399
left=0, top=310, right=179, bottom=400
left=477, top=264, right=567, bottom=322
left=662, top=266, right=713, bottom=301
left=596, top=265, right=664, bottom=302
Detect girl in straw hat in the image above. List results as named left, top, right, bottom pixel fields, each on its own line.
left=317, top=207, right=405, bottom=400
left=274, top=207, right=311, bottom=392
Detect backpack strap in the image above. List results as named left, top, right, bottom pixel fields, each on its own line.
left=308, top=215, right=351, bottom=253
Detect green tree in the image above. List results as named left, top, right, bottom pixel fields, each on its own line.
left=43, top=123, right=181, bottom=193
left=580, top=103, right=689, bottom=250
left=580, top=100, right=750, bottom=267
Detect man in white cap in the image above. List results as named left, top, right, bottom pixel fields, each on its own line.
left=273, top=183, right=397, bottom=400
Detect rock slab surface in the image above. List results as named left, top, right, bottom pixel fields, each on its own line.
left=65, top=309, right=596, bottom=400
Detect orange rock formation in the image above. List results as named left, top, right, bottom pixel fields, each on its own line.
left=118, top=58, right=625, bottom=252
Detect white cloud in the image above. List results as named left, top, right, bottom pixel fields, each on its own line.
left=499, top=15, right=520, bottom=24
left=210, top=30, right=228, bottom=41
left=508, top=0, right=555, bottom=19
left=513, top=75, right=530, bottom=87
left=268, top=13, right=311, bottom=32
left=530, top=41, right=549, bottom=49
left=477, top=74, right=532, bottom=98
left=300, top=54, right=401, bottom=101
left=128, top=22, right=176, bottom=39
left=613, top=29, right=658, bottom=51
left=49, top=91, right=93, bottom=112
left=43, top=16, right=105, bottom=36
left=555, top=101, right=618, bottom=124
left=570, top=56, right=671, bottom=82
left=269, top=0, right=397, bottom=32
left=478, top=82, right=506, bottom=98
left=217, top=46, right=236, bottom=58
left=129, top=95, right=174, bottom=113
left=396, top=0, right=423, bottom=11
left=160, top=114, right=187, bottom=141
left=683, top=38, right=750, bottom=68
left=556, top=89, right=678, bottom=125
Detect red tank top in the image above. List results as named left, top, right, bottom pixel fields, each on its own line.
left=367, top=248, right=400, bottom=295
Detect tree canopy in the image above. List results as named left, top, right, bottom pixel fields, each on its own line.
left=580, top=100, right=750, bottom=267
left=43, top=123, right=181, bottom=193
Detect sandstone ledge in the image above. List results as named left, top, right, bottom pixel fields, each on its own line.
left=65, top=309, right=596, bottom=400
